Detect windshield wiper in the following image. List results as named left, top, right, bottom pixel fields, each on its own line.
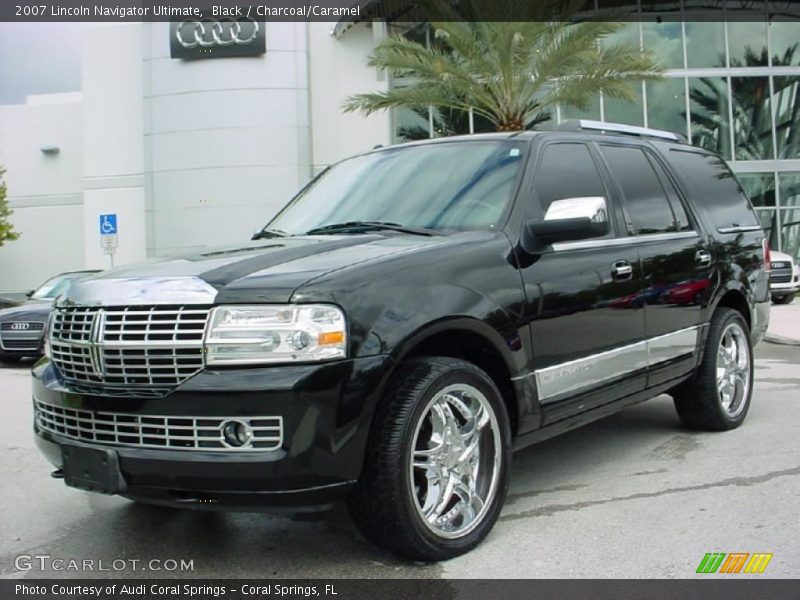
left=251, top=228, right=288, bottom=240
left=305, top=221, right=442, bottom=237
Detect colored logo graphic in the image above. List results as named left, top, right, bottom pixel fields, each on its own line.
left=696, top=552, right=773, bottom=574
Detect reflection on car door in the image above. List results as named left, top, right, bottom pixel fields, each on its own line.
left=598, top=142, right=706, bottom=387
left=517, top=141, right=647, bottom=426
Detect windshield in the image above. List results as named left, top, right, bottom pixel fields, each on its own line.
left=267, top=141, right=526, bottom=235
left=32, top=273, right=88, bottom=300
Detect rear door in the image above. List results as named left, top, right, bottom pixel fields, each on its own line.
left=597, top=142, right=707, bottom=387
left=518, top=139, right=647, bottom=424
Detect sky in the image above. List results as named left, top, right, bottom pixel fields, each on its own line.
left=0, top=23, right=82, bottom=105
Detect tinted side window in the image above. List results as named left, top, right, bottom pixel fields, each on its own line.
left=649, top=159, right=693, bottom=231
left=666, top=149, right=759, bottom=229
left=536, top=143, right=606, bottom=213
left=602, top=145, right=677, bottom=235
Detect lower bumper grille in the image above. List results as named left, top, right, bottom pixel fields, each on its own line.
left=770, top=271, right=792, bottom=284
left=0, top=338, right=42, bottom=351
left=34, top=400, right=283, bottom=452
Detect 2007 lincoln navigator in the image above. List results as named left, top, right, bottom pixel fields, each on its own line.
left=33, top=120, right=770, bottom=560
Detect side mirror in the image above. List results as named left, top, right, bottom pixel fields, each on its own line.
left=24, top=290, right=34, bottom=298
left=521, top=196, right=609, bottom=253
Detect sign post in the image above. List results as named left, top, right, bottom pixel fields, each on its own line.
left=99, top=214, right=118, bottom=268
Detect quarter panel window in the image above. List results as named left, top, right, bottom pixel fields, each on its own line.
left=601, top=145, right=678, bottom=235
left=667, top=149, right=760, bottom=230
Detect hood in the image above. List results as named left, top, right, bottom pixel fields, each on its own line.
left=61, top=234, right=443, bottom=306
left=771, top=250, right=794, bottom=263
left=0, top=300, right=52, bottom=322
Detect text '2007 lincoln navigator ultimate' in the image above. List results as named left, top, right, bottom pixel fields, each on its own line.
left=33, top=121, right=769, bottom=561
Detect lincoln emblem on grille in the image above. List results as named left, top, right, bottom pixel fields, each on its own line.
left=87, top=309, right=106, bottom=378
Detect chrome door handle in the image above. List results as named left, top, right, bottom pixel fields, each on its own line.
left=612, top=260, right=633, bottom=281
left=696, top=250, right=712, bottom=266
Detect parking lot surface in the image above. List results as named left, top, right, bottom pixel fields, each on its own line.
left=1, top=341, right=798, bottom=579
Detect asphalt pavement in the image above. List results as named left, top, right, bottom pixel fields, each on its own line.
left=1, top=339, right=798, bottom=579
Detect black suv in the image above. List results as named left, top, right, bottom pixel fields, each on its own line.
left=33, top=121, right=769, bottom=561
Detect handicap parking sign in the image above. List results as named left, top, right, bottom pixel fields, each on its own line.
left=99, top=214, right=118, bottom=235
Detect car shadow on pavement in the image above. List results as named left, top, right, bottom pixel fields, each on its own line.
left=2, top=396, right=696, bottom=578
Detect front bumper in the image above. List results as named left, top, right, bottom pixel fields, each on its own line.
left=770, top=281, right=800, bottom=295
left=32, top=355, right=394, bottom=507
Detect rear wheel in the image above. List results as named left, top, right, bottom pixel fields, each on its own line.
left=772, top=293, right=795, bottom=305
left=672, top=308, right=753, bottom=430
left=348, top=357, right=511, bottom=561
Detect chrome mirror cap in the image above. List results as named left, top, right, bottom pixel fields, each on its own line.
left=544, top=196, right=608, bottom=224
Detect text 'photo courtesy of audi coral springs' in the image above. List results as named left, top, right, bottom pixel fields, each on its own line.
left=32, top=121, right=769, bottom=561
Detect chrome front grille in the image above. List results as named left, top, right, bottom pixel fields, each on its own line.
left=34, top=400, right=283, bottom=452
left=770, top=269, right=792, bottom=284
left=50, top=306, right=210, bottom=395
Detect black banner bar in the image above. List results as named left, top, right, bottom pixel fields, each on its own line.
left=2, top=0, right=800, bottom=23
left=4, top=580, right=800, bottom=600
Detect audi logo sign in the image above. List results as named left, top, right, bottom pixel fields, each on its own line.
left=170, top=19, right=266, bottom=60
left=10, top=323, right=31, bottom=331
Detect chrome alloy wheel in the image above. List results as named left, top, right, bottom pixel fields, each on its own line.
left=716, top=322, right=751, bottom=418
left=409, top=384, right=502, bottom=540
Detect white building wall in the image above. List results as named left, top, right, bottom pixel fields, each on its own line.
left=308, top=22, right=391, bottom=172
left=0, top=93, right=84, bottom=292
left=142, top=22, right=312, bottom=255
left=0, top=21, right=393, bottom=291
left=82, top=24, right=147, bottom=270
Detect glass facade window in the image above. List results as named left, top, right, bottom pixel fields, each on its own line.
left=684, top=22, right=726, bottom=68
left=737, top=173, right=777, bottom=208
left=769, top=21, right=800, bottom=66
left=387, top=15, right=800, bottom=260
left=641, top=20, right=684, bottom=69
left=727, top=21, right=769, bottom=67
left=757, top=209, right=780, bottom=250
left=781, top=173, right=800, bottom=258
left=773, top=76, right=800, bottom=159
left=604, top=85, right=645, bottom=126
left=689, top=76, right=731, bottom=159
left=731, top=76, right=774, bottom=161
left=646, top=77, right=687, bottom=136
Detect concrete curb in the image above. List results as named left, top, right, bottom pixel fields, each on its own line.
left=765, top=333, right=800, bottom=347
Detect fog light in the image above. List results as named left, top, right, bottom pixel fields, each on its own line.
left=221, top=420, right=253, bottom=448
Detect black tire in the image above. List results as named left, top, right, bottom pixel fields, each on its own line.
left=772, top=293, right=795, bottom=305
left=0, top=354, right=23, bottom=365
left=671, top=308, right=754, bottom=431
left=348, top=356, right=512, bottom=561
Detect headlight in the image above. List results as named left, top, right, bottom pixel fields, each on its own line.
left=204, top=304, right=346, bottom=365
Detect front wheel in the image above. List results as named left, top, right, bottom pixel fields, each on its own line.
left=348, top=357, right=511, bottom=561
left=672, top=308, right=754, bottom=430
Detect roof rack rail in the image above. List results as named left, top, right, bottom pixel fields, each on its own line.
left=555, top=119, right=687, bottom=143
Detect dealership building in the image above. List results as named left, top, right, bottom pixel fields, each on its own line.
left=1, top=6, right=799, bottom=291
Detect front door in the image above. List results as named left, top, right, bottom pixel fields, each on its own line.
left=516, top=140, right=647, bottom=425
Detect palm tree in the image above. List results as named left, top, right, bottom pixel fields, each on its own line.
left=343, top=0, right=664, bottom=132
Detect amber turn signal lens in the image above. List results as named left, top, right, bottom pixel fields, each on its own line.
left=318, top=331, right=345, bottom=346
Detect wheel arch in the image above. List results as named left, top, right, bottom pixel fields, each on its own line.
left=711, top=286, right=752, bottom=330
left=390, top=318, right=522, bottom=436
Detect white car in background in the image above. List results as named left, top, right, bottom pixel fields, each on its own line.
left=770, top=250, right=800, bottom=304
